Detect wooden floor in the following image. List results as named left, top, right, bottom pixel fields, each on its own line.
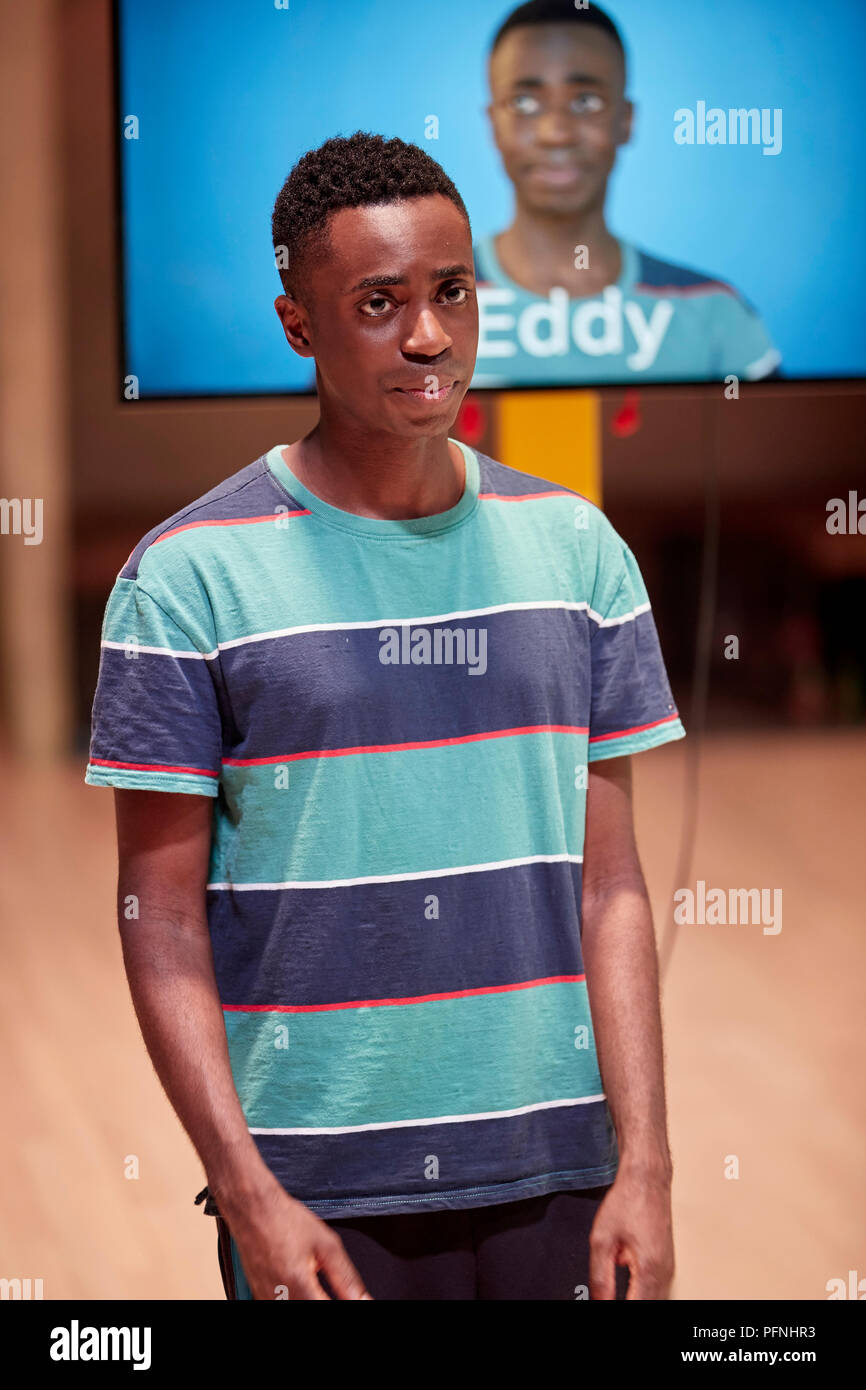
left=1, top=730, right=863, bottom=1299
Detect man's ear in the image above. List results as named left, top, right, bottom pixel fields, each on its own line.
left=274, top=294, right=313, bottom=357
left=484, top=97, right=505, bottom=148
left=617, top=98, right=634, bottom=149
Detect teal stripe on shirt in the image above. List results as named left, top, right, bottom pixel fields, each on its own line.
left=210, top=730, right=588, bottom=884
left=124, top=496, right=628, bottom=649
left=223, top=979, right=603, bottom=1129
left=589, top=718, right=686, bottom=761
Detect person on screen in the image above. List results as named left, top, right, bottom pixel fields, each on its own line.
left=86, top=130, right=684, bottom=1301
left=473, top=0, right=782, bottom=386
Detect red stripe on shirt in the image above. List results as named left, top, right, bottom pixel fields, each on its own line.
left=223, top=974, right=586, bottom=1014
left=632, top=280, right=736, bottom=298
left=89, top=756, right=219, bottom=778
left=223, top=723, right=590, bottom=766
left=589, top=712, right=680, bottom=743
left=151, top=511, right=311, bottom=545
left=479, top=488, right=594, bottom=504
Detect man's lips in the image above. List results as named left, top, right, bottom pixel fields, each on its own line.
left=392, top=380, right=458, bottom=401
left=529, top=164, right=585, bottom=185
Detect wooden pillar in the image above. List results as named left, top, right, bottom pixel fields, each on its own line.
left=497, top=390, right=602, bottom=505
left=0, top=1, right=73, bottom=759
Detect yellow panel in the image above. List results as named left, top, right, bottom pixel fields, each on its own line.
left=497, top=390, right=602, bottom=506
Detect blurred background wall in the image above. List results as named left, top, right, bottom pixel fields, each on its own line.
left=0, top=0, right=863, bottom=1300
left=2, top=2, right=863, bottom=760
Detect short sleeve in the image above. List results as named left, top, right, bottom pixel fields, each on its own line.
left=588, top=543, right=686, bottom=761
left=85, top=576, right=222, bottom=796
left=712, top=291, right=782, bottom=381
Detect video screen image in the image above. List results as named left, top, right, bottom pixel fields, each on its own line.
left=116, top=0, right=866, bottom=395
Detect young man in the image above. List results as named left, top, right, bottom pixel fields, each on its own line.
left=473, top=0, right=782, bottom=386
left=86, top=131, right=684, bottom=1301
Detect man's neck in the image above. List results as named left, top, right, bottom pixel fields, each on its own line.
left=494, top=202, right=621, bottom=297
left=280, top=423, right=465, bottom=522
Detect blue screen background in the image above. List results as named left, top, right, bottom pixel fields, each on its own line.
left=117, top=0, right=866, bottom=394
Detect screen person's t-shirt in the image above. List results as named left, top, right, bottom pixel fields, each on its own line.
left=471, top=235, right=781, bottom=386
left=85, top=438, right=685, bottom=1219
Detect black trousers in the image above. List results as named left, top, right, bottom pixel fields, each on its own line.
left=201, top=1185, right=630, bottom=1301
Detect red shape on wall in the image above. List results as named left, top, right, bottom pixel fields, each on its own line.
left=611, top=389, right=641, bottom=438
left=456, top=396, right=486, bottom=446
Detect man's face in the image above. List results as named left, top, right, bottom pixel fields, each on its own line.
left=275, top=194, right=477, bottom=439
left=487, top=23, right=632, bottom=215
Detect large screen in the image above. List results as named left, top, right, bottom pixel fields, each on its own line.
left=115, top=0, right=866, bottom=396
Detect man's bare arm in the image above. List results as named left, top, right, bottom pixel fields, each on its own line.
left=579, top=756, right=674, bottom=1300
left=113, top=787, right=371, bottom=1300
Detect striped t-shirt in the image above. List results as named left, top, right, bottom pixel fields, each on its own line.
left=471, top=235, right=782, bottom=386
left=85, top=438, right=685, bottom=1219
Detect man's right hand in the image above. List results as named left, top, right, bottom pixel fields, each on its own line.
left=112, top=789, right=373, bottom=1302
left=220, top=1175, right=373, bottom=1301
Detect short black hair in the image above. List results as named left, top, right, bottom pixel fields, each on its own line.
left=489, top=0, right=626, bottom=72
left=271, top=131, right=471, bottom=301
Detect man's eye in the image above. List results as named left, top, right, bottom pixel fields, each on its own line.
left=511, top=94, right=541, bottom=116
left=440, top=285, right=470, bottom=305
left=360, top=295, right=391, bottom=316
left=573, top=92, right=605, bottom=114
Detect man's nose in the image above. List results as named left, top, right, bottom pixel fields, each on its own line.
left=534, top=109, right=583, bottom=147
left=402, top=305, right=452, bottom=356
